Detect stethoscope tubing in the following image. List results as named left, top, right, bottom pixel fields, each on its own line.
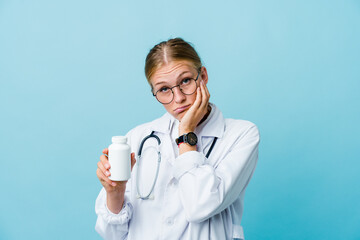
left=136, top=131, right=217, bottom=200
left=136, top=131, right=161, bottom=200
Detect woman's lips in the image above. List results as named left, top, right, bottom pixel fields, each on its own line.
left=174, top=104, right=191, bottom=114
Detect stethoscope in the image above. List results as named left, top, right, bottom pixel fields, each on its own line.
left=136, top=131, right=218, bottom=200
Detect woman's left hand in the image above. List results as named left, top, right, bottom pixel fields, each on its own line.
left=179, top=79, right=210, bottom=135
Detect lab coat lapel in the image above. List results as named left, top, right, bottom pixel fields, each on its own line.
left=196, top=103, right=225, bottom=142
left=147, top=112, right=173, bottom=135
left=147, top=112, right=176, bottom=166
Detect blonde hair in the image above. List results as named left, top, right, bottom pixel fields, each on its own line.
left=145, top=38, right=202, bottom=86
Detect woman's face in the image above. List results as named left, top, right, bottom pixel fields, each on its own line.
left=150, top=60, right=208, bottom=121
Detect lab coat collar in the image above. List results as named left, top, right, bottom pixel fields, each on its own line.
left=194, top=103, right=225, bottom=138
left=149, top=103, right=225, bottom=139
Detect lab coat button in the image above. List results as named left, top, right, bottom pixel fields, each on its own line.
left=165, top=217, right=174, bottom=225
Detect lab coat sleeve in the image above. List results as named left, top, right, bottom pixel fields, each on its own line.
left=95, top=188, right=133, bottom=240
left=95, top=129, right=135, bottom=240
left=172, top=124, right=260, bottom=223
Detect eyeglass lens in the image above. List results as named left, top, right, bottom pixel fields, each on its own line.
left=156, top=78, right=198, bottom=104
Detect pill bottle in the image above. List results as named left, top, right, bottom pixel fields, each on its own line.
left=108, top=136, right=131, bottom=181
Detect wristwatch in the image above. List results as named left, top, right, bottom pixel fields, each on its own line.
left=175, top=132, right=198, bottom=146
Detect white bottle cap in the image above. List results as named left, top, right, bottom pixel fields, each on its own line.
left=112, top=136, right=127, bottom=144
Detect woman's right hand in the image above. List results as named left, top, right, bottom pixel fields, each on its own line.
left=97, top=148, right=136, bottom=214
left=96, top=148, right=136, bottom=194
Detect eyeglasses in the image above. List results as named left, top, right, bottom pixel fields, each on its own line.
left=152, top=72, right=200, bottom=104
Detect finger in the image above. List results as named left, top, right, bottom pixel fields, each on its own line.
left=200, top=81, right=209, bottom=110
left=192, top=85, right=202, bottom=109
left=102, top=148, right=109, bottom=156
left=202, top=80, right=210, bottom=103
left=97, top=161, right=111, bottom=177
left=100, top=154, right=110, bottom=169
left=96, top=168, right=115, bottom=186
left=130, top=152, right=136, bottom=171
left=202, top=80, right=210, bottom=99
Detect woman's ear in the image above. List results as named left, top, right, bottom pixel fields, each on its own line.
left=200, top=66, right=209, bottom=84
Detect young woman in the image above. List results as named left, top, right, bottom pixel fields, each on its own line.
left=95, top=38, right=260, bottom=240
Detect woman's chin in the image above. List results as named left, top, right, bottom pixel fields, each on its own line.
left=173, top=110, right=186, bottom=121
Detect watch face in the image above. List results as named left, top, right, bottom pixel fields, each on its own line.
left=186, top=132, right=198, bottom=146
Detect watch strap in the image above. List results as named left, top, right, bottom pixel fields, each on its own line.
left=176, top=135, right=185, bottom=145
left=176, top=132, right=198, bottom=146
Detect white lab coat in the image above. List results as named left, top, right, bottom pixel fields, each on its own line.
left=95, top=103, right=260, bottom=240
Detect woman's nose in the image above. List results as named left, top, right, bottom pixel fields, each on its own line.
left=173, top=86, right=186, bottom=103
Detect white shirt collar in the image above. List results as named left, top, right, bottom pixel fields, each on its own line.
left=149, top=103, right=225, bottom=138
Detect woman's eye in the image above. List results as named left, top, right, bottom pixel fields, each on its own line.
left=159, top=87, right=170, bottom=93
left=181, top=78, right=191, bottom=85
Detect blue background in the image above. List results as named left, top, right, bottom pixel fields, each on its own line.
left=1, top=0, right=359, bottom=239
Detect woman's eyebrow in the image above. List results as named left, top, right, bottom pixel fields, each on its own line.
left=177, top=71, right=191, bottom=79
left=153, top=71, right=192, bottom=87
left=154, top=81, right=166, bottom=87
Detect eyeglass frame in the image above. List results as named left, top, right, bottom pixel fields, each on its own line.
left=151, top=71, right=201, bottom=105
